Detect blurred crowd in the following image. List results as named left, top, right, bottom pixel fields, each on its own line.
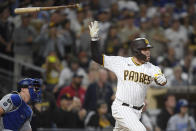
left=1, top=0, right=196, bottom=130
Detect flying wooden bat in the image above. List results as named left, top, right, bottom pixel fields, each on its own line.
left=14, top=4, right=80, bottom=14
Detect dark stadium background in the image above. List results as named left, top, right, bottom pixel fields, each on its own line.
left=0, top=0, right=196, bottom=131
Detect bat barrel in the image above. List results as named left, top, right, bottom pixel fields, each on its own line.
left=14, top=7, right=41, bottom=14
left=40, top=4, right=79, bottom=11
left=14, top=4, right=80, bottom=14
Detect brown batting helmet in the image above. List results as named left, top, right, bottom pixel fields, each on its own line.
left=131, top=38, right=153, bottom=61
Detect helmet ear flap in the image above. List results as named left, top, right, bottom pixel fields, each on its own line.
left=131, top=48, right=146, bottom=61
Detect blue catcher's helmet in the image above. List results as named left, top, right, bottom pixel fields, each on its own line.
left=17, top=78, right=42, bottom=102
left=175, top=99, right=188, bottom=113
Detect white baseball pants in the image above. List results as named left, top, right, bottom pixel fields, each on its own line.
left=111, top=99, right=146, bottom=131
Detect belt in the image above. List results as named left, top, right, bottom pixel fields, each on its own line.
left=122, top=103, right=144, bottom=110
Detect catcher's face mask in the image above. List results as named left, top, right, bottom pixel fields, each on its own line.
left=28, top=79, right=42, bottom=102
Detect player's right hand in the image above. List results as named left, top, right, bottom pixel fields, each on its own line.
left=89, top=21, right=99, bottom=41
left=154, top=74, right=167, bottom=86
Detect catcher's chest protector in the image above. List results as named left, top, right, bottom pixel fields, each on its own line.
left=3, top=94, right=32, bottom=131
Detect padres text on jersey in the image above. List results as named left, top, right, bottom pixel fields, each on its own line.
left=124, top=70, right=151, bottom=84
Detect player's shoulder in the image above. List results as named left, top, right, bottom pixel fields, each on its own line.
left=145, top=62, right=160, bottom=69
left=9, top=93, right=22, bottom=107
left=0, top=94, right=12, bottom=104
left=103, top=55, right=128, bottom=62
left=104, top=54, right=125, bottom=59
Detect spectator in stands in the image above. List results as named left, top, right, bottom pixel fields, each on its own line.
left=146, top=0, right=158, bottom=18
left=188, top=20, right=196, bottom=56
left=57, top=57, right=78, bottom=88
left=161, top=47, right=178, bottom=68
left=88, top=61, right=100, bottom=84
left=54, top=94, right=86, bottom=128
left=166, top=99, right=196, bottom=131
left=58, top=57, right=88, bottom=88
left=99, top=0, right=113, bottom=10
left=97, top=9, right=111, bottom=50
left=181, top=53, right=193, bottom=74
left=156, top=94, right=176, bottom=131
left=139, top=17, right=151, bottom=39
left=192, top=66, right=196, bottom=85
left=36, top=25, right=66, bottom=61
left=118, top=15, right=139, bottom=44
left=0, top=4, right=14, bottom=71
left=78, top=52, right=90, bottom=72
left=76, top=9, right=93, bottom=54
left=77, top=26, right=91, bottom=55
left=164, top=19, right=188, bottom=60
left=85, top=100, right=115, bottom=130
left=89, top=0, right=100, bottom=11
left=171, top=66, right=188, bottom=86
left=34, top=1, right=50, bottom=23
left=42, top=52, right=63, bottom=91
left=149, top=14, right=169, bottom=59
left=187, top=4, right=196, bottom=21
left=181, top=15, right=192, bottom=35
left=13, top=13, right=36, bottom=79
left=161, top=13, right=172, bottom=29
left=40, top=11, right=64, bottom=35
left=141, top=99, right=153, bottom=131
left=83, top=68, right=113, bottom=112
left=60, top=19, right=76, bottom=55
left=110, top=2, right=120, bottom=22
left=118, top=0, right=139, bottom=12
left=31, top=81, right=56, bottom=129
left=70, top=10, right=85, bottom=37
left=104, top=25, right=121, bottom=55
left=173, top=0, right=187, bottom=19
left=57, top=72, right=86, bottom=107
left=135, top=4, right=148, bottom=27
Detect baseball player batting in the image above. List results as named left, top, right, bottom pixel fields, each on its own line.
left=89, top=21, right=167, bottom=131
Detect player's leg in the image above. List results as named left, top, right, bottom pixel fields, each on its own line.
left=112, top=100, right=146, bottom=131
left=113, top=120, right=128, bottom=131
left=112, top=101, right=128, bottom=131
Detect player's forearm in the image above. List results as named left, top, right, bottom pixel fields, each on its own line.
left=91, top=40, right=103, bottom=65
left=89, top=21, right=103, bottom=65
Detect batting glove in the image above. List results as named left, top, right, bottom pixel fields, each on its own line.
left=89, top=21, right=99, bottom=41
left=154, top=74, right=167, bottom=86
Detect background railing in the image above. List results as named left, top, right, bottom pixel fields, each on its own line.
left=0, top=53, right=45, bottom=94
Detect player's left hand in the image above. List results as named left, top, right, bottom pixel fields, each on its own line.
left=154, top=74, right=167, bottom=86
left=89, top=21, right=99, bottom=41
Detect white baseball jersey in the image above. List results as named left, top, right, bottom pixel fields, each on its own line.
left=103, top=55, right=161, bottom=106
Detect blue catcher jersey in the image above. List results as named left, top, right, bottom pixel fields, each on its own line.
left=0, top=93, right=32, bottom=131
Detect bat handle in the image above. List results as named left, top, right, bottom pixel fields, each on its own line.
left=14, top=7, right=41, bottom=14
